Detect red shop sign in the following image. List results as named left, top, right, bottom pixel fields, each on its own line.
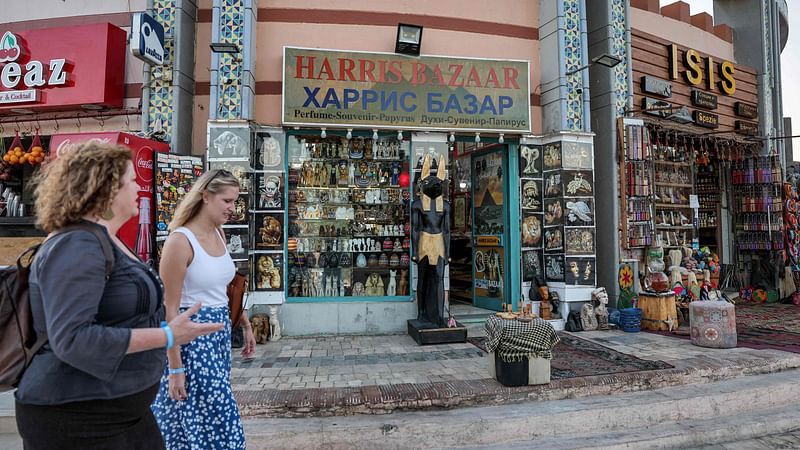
left=0, top=23, right=126, bottom=112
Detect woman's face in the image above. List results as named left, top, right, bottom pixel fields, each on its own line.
left=111, top=162, right=139, bottom=221
left=204, top=184, right=240, bottom=226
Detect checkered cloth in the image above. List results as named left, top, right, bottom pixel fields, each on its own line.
left=484, top=315, right=560, bottom=362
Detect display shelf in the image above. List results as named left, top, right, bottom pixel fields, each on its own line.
left=653, top=203, right=691, bottom=209
left=652, top=160, right=690, bottom=167
left=287, top=134, right=411, bottom=300
left=655, top=182, right=692, bottom=188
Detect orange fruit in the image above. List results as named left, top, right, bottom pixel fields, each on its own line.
left=9, top=155, right=18, bottom=164
left=2, top=154, right=9, bottom=162
left=35, top=157, right=43, bottom=163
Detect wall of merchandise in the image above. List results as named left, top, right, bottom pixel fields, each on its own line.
left=519, top=138, right=597, bottom=292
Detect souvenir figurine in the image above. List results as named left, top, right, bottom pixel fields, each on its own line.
left=411, top=154, right=451, bottom=327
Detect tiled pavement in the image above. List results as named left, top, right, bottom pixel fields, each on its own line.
left=231, top=325, right=800, bottom=417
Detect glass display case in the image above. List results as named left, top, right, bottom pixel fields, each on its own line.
left=286, top=135, right=412, bottom=298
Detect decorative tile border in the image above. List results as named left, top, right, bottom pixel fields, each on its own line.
left=612, top=0, right=628, bottom=118
left=563, top=0, right=583, bottom=131
left=147, top=0, right=176, bottom=139
left=216, top=0, right=245, bottom=119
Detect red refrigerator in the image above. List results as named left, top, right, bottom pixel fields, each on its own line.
left=49, top=132, right=169, bottom=265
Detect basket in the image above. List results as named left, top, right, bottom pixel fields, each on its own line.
left=620, top=307, right=643, bottom=333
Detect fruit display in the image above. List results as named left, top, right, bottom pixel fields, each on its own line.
left=2, top=130, right=46, bottom=166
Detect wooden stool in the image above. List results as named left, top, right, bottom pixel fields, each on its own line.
left=638, top=292, right=678, bottom=331
left=689, top=301, right=737, bottom=348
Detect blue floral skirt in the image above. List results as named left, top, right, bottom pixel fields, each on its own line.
left=151, top=306, right=245, bottom=449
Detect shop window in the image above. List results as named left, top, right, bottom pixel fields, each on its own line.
left=286, top=134, right=411, bottom=299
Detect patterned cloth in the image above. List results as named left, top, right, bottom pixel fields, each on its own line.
left=484, top=315, right=560, bottom=362
left=152, top=306, right=245, bottom=449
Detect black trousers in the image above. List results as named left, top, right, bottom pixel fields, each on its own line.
left=15, top=383, right=165, bottom=450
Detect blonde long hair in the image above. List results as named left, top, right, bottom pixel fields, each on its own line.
left=169, top=169, right=240, bottom=231
left=33, top=142, right=131, bottom=232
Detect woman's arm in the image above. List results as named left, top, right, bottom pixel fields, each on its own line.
left=157, top=232, right=193, bottom=366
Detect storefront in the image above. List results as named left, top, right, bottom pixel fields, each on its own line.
left=616, top=32, right=781, bottom=303
left=0, top=22, right=167, bottom=264
left=202, top=45, right=595, bottom=334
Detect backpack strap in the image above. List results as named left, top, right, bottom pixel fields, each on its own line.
left=28, top=223, right=116, bottom=355
left=54, top=223, right=115, bottom=278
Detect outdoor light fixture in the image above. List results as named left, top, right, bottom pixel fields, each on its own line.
left=346, top=129, right=353, bottom=140
left=498, top=134, right=505, bottom=144
left=566, top=53, right=623, bottom=75
left=449, top=133, right=455, bottom=143
left=395, top=23, right=423, bottom=56
left=373, top=129, right=379, bottom=140
left=397, top=130, right=403, bottom=140
left=475, top=133, right=481, bottom=143
left=209, top=42, right=240, bottom=54
left=320, top=128, right=327, bottom=139
left=667, top=106, right=694, bottom=124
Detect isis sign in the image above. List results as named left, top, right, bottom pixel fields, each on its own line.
left=283, top=47, right=531, bottom=132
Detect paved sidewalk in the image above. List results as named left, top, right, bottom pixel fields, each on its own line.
left=232, top=326, right=800, bottom=417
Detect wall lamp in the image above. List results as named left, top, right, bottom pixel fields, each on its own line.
left=210, top=42, right=240, bottom=54
left=395, top=23, right=423, bottom=56
left=566, top=53, right=622, bottom=76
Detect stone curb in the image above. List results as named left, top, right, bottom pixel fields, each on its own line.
left=235, top=354, right=800, bottom=418
left=241, top=369, right=800, bottom=449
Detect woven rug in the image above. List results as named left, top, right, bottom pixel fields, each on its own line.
left=646, top=303, right=800, bottom=353
left=468, top=333, right=672, bottom=380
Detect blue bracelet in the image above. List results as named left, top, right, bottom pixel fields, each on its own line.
left=160, top=321, right=174, bottom=349
left=168, top=367, right=185, bottom=375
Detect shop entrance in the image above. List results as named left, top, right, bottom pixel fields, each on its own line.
left=448, top=143, right=512, bottom=312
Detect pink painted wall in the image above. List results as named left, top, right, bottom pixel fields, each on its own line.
left=630, top=8, right=735, bottom=61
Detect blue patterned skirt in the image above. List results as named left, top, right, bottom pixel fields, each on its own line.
left=151, top=306, right=245, bottom=449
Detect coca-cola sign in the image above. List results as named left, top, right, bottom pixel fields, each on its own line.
left=135, top=147, right=154, bottom=183
left=54, top=136, right=113, bottom=157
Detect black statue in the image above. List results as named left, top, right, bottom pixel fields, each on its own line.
left=411, top=154, right=451, bottom=327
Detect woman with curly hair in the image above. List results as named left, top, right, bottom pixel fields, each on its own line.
left=151, top=169, right=256, bottom=449
left=14, top=142, right=222, bottom=450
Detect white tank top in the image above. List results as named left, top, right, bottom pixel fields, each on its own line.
left=173, top=227, right=236, bottom=308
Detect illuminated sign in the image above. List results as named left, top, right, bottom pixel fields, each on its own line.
left=691, top=90, right=718, bottom=110
left=668, top=44, right=735, bottom=95
left=693, top=110, right=719, bottom=128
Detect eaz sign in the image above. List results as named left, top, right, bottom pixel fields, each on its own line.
left=0, top=23, right=126, bottom=112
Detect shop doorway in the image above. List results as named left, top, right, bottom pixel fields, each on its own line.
left=448, top=143, right=512, bottom=312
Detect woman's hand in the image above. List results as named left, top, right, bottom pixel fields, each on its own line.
left=169, top=302, right=223, bottom=346
left=168, top=372, right=187, bottom=401
left=241, top=324, right=256, bottom=359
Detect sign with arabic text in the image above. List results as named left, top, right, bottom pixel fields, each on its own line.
left=283, top=47, right=530, bottom=132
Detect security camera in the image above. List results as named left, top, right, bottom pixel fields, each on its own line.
left=575, top=87, right=583, bottom=95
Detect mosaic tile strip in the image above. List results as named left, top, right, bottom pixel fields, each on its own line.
left=147, top=0, right=176, bottom=139
left=216, top=0, right=246, bottom=120
left=612, top=0, right=628, bottom=117
left=761, top=0, right=773, bottom=139
left=564, top=0, right=583, bottom=131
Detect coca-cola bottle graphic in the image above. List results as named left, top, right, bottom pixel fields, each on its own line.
left=135, top=197, right=154, bottom=266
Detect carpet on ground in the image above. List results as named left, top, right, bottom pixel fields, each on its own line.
left=467, top=333, right=672, bottom=379
left=646, top=303, right=800, bottom=353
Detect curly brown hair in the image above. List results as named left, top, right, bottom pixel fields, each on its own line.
left=33, top=142, right=132, bottom=232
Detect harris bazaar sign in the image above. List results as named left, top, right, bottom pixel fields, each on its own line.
left=0, top=23, right=126, bottom=112
left=282, top=47, right=531, bottom=133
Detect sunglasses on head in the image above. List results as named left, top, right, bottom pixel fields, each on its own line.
left=205, top=169, right=233, bottom=188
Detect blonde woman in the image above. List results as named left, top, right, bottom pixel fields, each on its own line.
left=15, top=143, right=221, bottom=450
left=152, top=169, right=256, bottom=449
